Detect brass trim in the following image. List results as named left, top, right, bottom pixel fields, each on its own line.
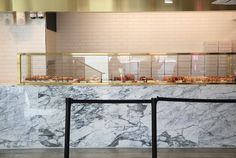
left=18, top=52, right=236, bottom=56
left=26, top=54, right=32, bottom=80
left=17, top=82, right=236, bottom=86
left=17, top=53, right=22, bottom=84
left=1, top=0, right=236, bottom=12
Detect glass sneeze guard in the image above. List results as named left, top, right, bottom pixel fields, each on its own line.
left=17, top=52, right=236, bottom=85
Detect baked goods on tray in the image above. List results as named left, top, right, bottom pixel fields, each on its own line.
left=163, top=76, right=235, bottom=84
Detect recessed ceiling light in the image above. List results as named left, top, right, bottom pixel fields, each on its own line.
left=165, top=0, right=173, bottom=4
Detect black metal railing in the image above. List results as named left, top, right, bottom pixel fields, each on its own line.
left=64, top=97, right=236, bottom=158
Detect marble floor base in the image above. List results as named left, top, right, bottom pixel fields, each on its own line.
left=1, top=148, right=236, bottom=158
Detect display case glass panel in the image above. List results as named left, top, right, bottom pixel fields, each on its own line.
left=17, top=53, right=236, bottom=85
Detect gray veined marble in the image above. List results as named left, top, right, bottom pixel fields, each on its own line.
left=0, top=85, right=236, bottom=149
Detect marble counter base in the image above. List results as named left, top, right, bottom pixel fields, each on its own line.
left=0, top=85, right=236, bottom=149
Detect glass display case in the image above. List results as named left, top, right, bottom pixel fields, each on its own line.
left=17, top=52, right=236, bottom=85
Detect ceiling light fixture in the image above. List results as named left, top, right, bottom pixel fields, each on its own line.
left=165, top=0, right=173, bottom=4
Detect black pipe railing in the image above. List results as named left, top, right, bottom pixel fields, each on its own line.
left=64, top=97, right=236, bottom=158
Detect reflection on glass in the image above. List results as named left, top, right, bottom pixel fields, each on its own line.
left=108, top=56, right=152, bottom=82
left=19, top=53, right=236, bottom=84
left=218, top=55, right=228, bottom=76
left=108, top=56, right=124, bottom=81
left=152, top=56, right=165, bottom=80
left=178, top=55, right=191, bottom=76
left=192, top=55, right=205, bottom=76
left=154, top=56, right=177, bottom=80
left=233, top=55, right=236, bottom=76
left=205, top=55, right=218, bottom=76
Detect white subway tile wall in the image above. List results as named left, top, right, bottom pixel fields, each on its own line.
left=204, top=41, right=219, bottom=52
left=0, top=13, right=46, bottom=83
left=46, top=29, right=56, bottom=53
left=56, top=12, right=236, bottom=53
left=219, top=41, right=233, bottom=52
left=1, top=12, right=236, bottom=83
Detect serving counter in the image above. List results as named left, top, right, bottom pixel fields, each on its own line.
left=0, top=52, right=235, bottom=149
left=0, top=84, right=236, bottom=149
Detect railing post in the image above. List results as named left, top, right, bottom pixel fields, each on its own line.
left=64, top=98, right=72, bottom=158
left=63, top=97, right=236, bottom=158
left=151, top=98, right=158, bottom=158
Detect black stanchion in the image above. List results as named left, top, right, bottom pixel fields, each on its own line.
left=64, top=97, right=236, bottom=158
left=151, top=98, right=158, bottom=158
left=156, top=97, right=236, bottom=103
left=64, top=98, right=72, bottom=158
left=64, top=98, right=154, bottom=158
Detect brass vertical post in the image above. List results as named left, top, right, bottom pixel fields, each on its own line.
left=17, top=53, right=22, bottom=84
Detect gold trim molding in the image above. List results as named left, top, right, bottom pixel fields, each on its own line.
left=1, top=0, right=236, bottom=12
